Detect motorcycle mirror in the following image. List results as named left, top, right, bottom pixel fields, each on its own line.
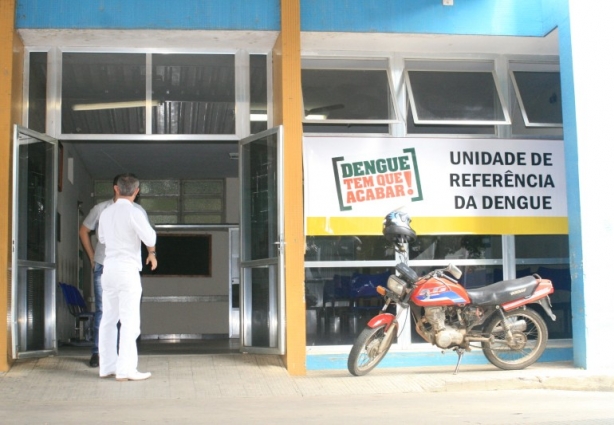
left=445, top=264, right=462, bottom=280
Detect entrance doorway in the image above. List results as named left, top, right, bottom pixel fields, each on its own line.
left=55, top=140, right=241, bottom=353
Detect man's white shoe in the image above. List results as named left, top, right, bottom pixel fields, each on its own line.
left=116, top=371, right=151, bottom=381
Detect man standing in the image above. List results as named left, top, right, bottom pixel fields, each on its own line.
left=79, top=175, right=148, bottom=368
left=97, top=173, right=157, bottom=381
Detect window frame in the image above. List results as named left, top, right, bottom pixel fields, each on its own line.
left=404, top=59, right=511, bottom=126
left=301, top=57, right=401, bottom=125
left=38, top=46, right=270, bottom=141
left=509, top=61, right=562, bottom=128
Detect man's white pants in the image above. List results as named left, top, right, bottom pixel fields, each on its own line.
left=99, top=260, right=142, bottom=377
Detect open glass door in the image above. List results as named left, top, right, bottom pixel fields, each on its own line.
left=11, top=125, right=58, bottom=359
left=239, top=127, right=285, bottom=354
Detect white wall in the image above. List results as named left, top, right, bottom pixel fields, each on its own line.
left=225, top=177, right=239, bottom=223
left=140, top=230, right=230, bottom=336
left=569, top=0, right=614, bottom=370
left=56, top=143, right=95, bottom=344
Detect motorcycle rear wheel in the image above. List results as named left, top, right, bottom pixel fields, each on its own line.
left=347, top=324, right=395, bottom=376
left=481, top=307, right=548, bottom=370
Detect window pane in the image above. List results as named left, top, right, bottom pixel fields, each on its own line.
left=182, top=180, right=223, bottom=195
left=94, top=180, right=113, bottom=197
left=408, top=71, right=506, bottom=123
left=512, top=71, right=562, bottom=125
left=28, top=52, right=47, bottom=133
left=303, top=123, right=390, bottom=134
left=62, top=53, right=146, bottom=134
left=148, top=214, right=178, bottom=225
left=302, top=69, right=395, bottom=121
left=517, top=264, right=572, bottom=339
left=183, top=198, right=222, bottom=212
left=183, top=214, right=222, bottom=224
left=515, top=235, right=571, bottom=339
left=515, top=235, right=569, bottom=259
left=250, top=54, right=268, bottom=134
left=139, top=197, right=178, bottom=212
left=406, top=107, right=495, bottom=135
left=305, top=266, right=394, bottom=346
left=139, top=180, right=180, bottom=196
left=409, top=235, right=502, bottom=260
left=511, top=93, right=563, bottom=137
left=305, top=236, right=394, bottom=262
left=152, top=54, right=235, bottom=134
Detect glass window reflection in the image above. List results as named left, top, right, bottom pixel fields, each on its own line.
left=305, top=236, right=394, bottom=262
left=152, top=54, right=235, bottom=134
left=62, top=53, right=146, bottom=134
left=409, top=235, right=502, bottom=260
left=305, top=266, right=394, bottom=346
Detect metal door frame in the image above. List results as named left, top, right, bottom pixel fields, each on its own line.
left=11, top=125, right=58, bottom=359
left=239, top=126, right=285, bottom=354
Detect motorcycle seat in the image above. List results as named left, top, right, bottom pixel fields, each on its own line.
left=466, top=275, right=539, bottom=306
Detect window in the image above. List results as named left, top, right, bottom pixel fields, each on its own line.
left=152, top=54, right=235, bottom=135
left=512, top=72, right=561, bottom=125
left=301, top=58, right=398, bottom=124
left=405, top=60, right=509, bottom=133
left=93, top=179, right=225, bottom=225
left=60, top=52, right=241, bottom=137
left=62, top=53, right=147, bottom=134
left=27, top=51, right=47, bottom=133
left=515, top=235, right=571, bottom=339
left=250, top=54, right=268, bottom=135
left=305, top=233, right=571, bottom=346
left=509, top=61, right=563, bottom=137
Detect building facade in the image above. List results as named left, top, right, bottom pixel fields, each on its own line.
left=1, top=0, right=612, bottom=375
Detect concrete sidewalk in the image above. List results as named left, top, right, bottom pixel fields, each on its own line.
left=0, top=353, right=612, bottom=404
left=2, top=352, right=614, bottom=425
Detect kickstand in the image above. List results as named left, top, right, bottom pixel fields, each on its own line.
left=453, top=347, right=465, bottom=375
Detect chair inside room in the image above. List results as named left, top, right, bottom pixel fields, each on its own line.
left=321, top=275, right=352, bottom=339
left=59, top=282, right=94, bottom=345
left=348, top=271, right=391, bottom=334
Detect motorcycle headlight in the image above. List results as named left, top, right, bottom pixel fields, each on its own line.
left=387, top=275, right=406, bottom=296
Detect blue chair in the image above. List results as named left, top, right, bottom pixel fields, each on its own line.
left=348, top=271, right=391, bottom=334
left=59, top=282, right=94, bottom=344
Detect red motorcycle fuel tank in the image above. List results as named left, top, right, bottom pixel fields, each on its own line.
left=410, top=276, right=471, bottom=307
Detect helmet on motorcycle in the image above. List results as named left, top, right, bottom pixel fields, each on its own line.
left=382, top=210, right=416, bottom=247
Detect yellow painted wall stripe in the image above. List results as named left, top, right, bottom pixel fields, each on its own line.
left=307, top=216, right=569, bottom=236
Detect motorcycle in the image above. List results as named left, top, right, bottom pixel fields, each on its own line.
left=347, top=210, right=557, bottom=376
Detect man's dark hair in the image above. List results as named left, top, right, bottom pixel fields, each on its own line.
left=115, top=173, right=139, bottom=197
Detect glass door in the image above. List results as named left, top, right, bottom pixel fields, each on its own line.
left=239, top=127, right=285, bottom=354
left=11, top=126, right=58, bottom=359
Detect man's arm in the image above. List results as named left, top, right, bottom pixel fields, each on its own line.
left=131, top=206, right=157, bottom=270
left=79, top=224, right=95, bottom=269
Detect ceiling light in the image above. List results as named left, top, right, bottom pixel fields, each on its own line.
left=72, top=100, right=156, bottom=111
left=250, top=113, right=268, bottom=122
left=304, top=114, right=327, bottom=120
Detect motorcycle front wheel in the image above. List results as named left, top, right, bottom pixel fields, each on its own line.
left=347, top=324, right=395, bottom=376
left=481, top=307, right=548, bottom=370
